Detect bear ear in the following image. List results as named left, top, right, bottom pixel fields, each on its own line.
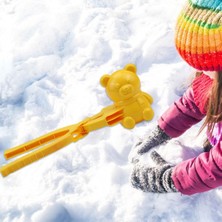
left=124, top=64, right=137, bottom=73
left=100, top=74, right=110, bottom=87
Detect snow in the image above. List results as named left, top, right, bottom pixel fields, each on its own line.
left=1, top=0, right=222, bottom=221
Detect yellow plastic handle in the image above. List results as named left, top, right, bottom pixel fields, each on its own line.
left=4, top=128, right=70, bottom=160
left=1, top=123, right=84, bottom=177
left=0, top=108, right=124, bottom=177
left=0, top=132, right=74, bottom=177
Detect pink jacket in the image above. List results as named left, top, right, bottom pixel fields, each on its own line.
left=158, top=74, right=222, bottom=195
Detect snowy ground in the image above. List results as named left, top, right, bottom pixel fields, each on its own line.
left=1, top=0, right=222, bottom=221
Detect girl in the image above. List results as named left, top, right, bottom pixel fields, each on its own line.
left=130, top=0, right=222, bottom=195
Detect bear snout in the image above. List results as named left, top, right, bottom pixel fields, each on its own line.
left=119, top=84, right=133, bottom=96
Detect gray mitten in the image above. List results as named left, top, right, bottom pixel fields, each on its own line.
left=131, top=151, right=177, bottom=193
left=129, top=125, right=171, bottom=163
left=136, top=125, right=171, bottom=155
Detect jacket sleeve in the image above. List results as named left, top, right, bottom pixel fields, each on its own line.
left=172, top=142, right=222, bottom=195
left=158, top=87, right=206, bottom=138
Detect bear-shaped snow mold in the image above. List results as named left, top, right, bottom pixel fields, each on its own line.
left=0, top=64, right=155, bottom=177
left=100, top=64, right=154, bottom=129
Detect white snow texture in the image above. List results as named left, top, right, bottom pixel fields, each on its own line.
left=1, top=0, right=222, bottom=222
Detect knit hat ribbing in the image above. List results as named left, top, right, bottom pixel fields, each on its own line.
left=175, top=0, right=222, bottom=71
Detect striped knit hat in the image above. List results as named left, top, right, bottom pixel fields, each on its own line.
left=175, top=0, right=222, bottom=71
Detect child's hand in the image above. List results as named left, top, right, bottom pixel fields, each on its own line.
left=128, top=126, right=171, bottom=163
left=137, top=126, right=171, bottom=154
left=131, top=151, right=177, bottom=193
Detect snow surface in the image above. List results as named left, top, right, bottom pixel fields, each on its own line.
left=1, top=0, right=222, bottom=221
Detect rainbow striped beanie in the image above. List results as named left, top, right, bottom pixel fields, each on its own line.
left=175, top=0, right=222, bottom=71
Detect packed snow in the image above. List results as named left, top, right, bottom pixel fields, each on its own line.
left=1, top=0, right=222, bottom=221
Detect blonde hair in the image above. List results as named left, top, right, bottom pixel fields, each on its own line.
left=200, top=71, right=222, bottom=136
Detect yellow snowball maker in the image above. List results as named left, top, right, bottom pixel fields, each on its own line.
left=0, top=64, right=154, bottom=177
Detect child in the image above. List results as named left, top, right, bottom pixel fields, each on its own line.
left=130, top=0, right=222, bottom=195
